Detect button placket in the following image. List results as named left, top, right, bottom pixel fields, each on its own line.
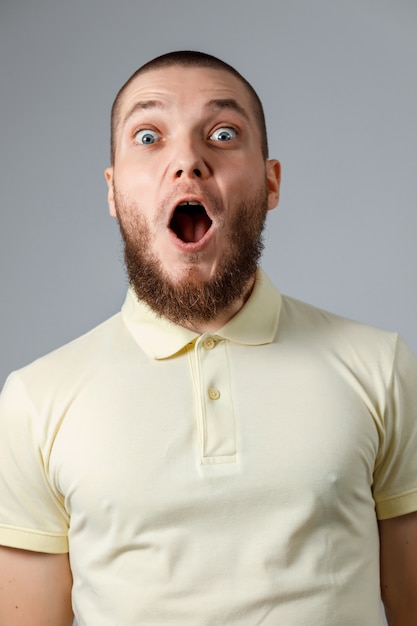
left=194, top=335, right=236, bottom=462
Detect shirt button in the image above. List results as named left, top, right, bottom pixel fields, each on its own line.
left=203, top=337, right=216, bottom=350
left=208, top=387, right=221, bottom=400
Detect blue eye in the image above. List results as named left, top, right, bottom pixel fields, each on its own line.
left=210, top=127, right=237, bottom=142
left=135, top=129, right=160, bottom=145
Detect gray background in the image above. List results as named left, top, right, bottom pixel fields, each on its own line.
left=1, top=1, right=416, bottom=623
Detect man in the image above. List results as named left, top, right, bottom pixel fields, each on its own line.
left=0, top=51, right=416, bottom=625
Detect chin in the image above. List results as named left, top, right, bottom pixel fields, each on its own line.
left=167, top=260, right=217, bottom=284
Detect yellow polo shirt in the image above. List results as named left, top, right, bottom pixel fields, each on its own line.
left=1, top=270, right=417, bottom=625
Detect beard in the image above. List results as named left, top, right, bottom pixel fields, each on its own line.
left=114, top=184, right=269, bottom=328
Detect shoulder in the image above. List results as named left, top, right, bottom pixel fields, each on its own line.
left=279, top=293, right=398, bottom=351
left=1, top=310, right=128, bottom=406
left=275, top=293, right=406, bottom=392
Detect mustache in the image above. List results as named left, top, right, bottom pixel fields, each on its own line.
left=113, top=185, right=224, bottom=222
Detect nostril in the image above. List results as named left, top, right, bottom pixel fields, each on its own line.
left=175, top=168, right=202, bottom=178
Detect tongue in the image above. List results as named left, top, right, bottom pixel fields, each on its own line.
left=171, top=211, right=212, bottom=243
left=182, top=213, right=209, bottom=242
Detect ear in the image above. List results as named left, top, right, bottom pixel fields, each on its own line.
left=104, top=167, right=116, bottom=217
left=265, top=159, right=281, bottom=211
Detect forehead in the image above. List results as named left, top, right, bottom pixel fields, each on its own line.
left=117, top=65, right=256, bottom=122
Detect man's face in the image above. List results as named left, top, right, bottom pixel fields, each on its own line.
left=105, top=65, right=280, bottom=326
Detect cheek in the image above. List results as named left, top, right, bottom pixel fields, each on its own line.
left=223, top=161, right=265, bottom=196
left=114, top=163, right=156, bottom=195
left=218, top=162, right=249, bottom=190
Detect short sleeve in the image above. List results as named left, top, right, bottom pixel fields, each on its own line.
left=373, top=335, right=417, bottom=519
left=0, top=372, right=69, bottom=553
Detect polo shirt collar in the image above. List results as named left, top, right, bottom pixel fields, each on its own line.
left=121, top=269, right=281, bottom=359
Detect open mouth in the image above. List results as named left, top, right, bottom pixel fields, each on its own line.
left=169, top=201, right=213, bottom=244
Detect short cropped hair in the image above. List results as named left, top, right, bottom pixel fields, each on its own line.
left=110, top=50, right=269, bottom=163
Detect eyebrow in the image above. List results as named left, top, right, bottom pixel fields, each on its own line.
left=205, top=98, right=250, bottom=121
left=122, top=100, right=167, bottom=126
left=122, top=97, right=250, bottom=128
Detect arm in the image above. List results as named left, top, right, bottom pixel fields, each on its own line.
left=379, top=511, right=417, bottom=626
left=0, top=546, right=73, bottom=626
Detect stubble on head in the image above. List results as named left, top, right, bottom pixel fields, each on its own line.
left=114, top=183, right=269, bottom=329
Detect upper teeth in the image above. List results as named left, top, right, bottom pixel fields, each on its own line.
left=178, top=201, right=201, bottom=206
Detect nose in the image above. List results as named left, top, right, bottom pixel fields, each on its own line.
left=171, top=139, right=211, bottom=181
